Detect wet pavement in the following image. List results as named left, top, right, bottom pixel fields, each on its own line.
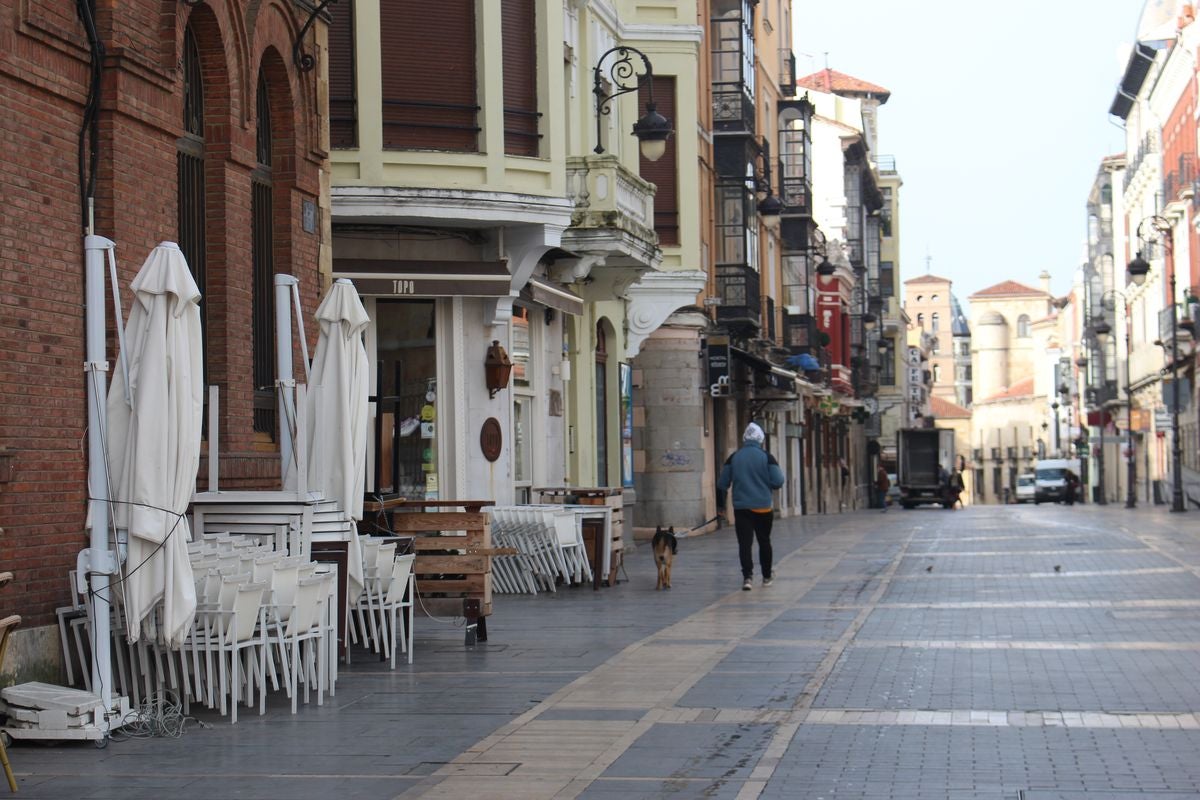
left=11, top=504, right=1200, bottom=799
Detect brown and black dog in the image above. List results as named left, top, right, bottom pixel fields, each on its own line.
left=652, top=526, right=678, bottom=590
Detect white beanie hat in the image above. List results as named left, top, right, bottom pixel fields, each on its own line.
left=743, top=422, right=765, bottom=443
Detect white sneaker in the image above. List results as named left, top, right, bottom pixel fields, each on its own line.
left=762, top=576, right=774, bottom=587
left=742, top=578, right=753, bottom=591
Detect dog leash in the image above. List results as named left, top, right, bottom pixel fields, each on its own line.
left=684, top=514, right=723, bottom=534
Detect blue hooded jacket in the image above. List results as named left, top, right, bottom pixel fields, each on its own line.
left=716, top=440, right=785, bottom=511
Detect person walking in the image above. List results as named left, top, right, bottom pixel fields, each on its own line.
left=948, top=468, right=965, bottom=509
left=875, top=464, right=890, bottom=512
left=717, top=422, right=785, bottom=591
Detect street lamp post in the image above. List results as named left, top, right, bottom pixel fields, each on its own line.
left=1170, top=270, right=1185, bottom=512
left=1093, top=291, right=1137, bottom=508
left=1128, top=214, right=1185, bottom=512
left=1052, top=401, right=1061, bottom=457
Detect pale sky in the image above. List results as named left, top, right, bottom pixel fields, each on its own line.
left=793, top=1, right=1143, bottom=310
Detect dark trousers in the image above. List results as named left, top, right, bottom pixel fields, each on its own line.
left=734, top=509, right=774, bottom=579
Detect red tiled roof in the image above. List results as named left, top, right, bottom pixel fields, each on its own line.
left=904, top=274, right=952, bottom=285
left=797, top=69, right=891, bottom=101
left=977, top=376, right=1035, bottom=403
left=969, top=280, right=1046, bottom=299
left=930, top=395, right=971, bottom=419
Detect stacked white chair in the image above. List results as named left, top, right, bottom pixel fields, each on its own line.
left=486, top=506, right=594, bottom=594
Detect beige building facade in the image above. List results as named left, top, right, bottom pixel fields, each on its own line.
left=904, top=275, right=956, bottom=402
left=968, top=274, right=1066, bottom=503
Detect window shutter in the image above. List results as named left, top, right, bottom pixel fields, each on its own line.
left=327, top=0, right=357, bottom=148
left=638, top=76, right=679, bottom=245
left=502, top=0, right=539, bottom=156
left=380, top=0, right=479, bottom=151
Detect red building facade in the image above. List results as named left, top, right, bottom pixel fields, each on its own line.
left=0, top=0, right=327, bottom=673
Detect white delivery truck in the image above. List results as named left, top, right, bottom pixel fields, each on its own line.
left=1034, top=458, right=1081, bottom=504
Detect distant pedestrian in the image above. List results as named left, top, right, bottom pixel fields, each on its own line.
left=875, top=465, right=890, bottom=512
left=839, top=458, right=851, bottom=511
left=949, top=469, right=965, bottom=509
left=1065, top=470, right=1079, bottom=505
left=717, top=422, right=785, bottom=591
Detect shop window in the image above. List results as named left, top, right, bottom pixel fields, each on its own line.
left=513, top=306, right=535, bottom=501
left=375, top=299, right=438, bottom=500
left=595, top=322, right=609, bottom=485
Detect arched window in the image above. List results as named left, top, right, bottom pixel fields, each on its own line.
left=1017, top=314, right=1031, bottom=338
left=251, top=72, right=276, bottom=437
left=916, top=295, right=923, bottom=302
left=931, top=312, right=940, bottom=332
left=933, top=363, right=941, bottom=382
left=917, top=313, right=924, bottom=327
left=177, top=27, right=207, bottom=379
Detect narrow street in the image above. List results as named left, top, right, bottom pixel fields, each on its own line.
left=14, top=505, right=1200, bottom=799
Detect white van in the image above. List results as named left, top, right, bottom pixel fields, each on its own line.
left=1034, top=458, right=1081, bottom=504
left=1015, top=473, right=1036, bottom=503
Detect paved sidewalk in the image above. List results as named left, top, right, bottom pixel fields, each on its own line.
left=11, top=506, right=1200, bottom=799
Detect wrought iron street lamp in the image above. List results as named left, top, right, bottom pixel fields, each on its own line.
left=593, top=46, right=673, bottom=161
left=1128, top=214, right=1184, bottom=512
left=1093, top=289, right=1137, bottom=508
left=1052, top=401, right=1061, bottom=457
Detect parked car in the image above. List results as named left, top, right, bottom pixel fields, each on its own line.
left=1015, top=473, right=1036, bottom=503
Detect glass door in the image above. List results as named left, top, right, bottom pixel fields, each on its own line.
left=374, top=299, right=438, bottom=501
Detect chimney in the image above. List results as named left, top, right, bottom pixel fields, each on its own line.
left=1039, top=270, right=1051, bottom=296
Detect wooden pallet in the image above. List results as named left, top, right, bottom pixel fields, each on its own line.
left=379, top=500, right=495, bottom=617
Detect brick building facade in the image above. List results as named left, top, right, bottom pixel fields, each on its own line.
left=1, top=0, right=329, bottom=676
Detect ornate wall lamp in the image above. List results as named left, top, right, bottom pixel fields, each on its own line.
left=593, top=46, right=673, bottom=161
left=484, top=340, right=513, bottom=399
left=293, top=0, right=340, bottom=71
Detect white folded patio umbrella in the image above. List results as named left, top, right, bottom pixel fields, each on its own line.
left=106, top=242, right=202, bottom=648
left=305, top=278, right=368, bottom=597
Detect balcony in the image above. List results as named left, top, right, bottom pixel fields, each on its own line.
left=778, top=48, right=796, bottom=97
left=715, top=263, right=761, bottom=329
left=562, top=154, right=660, bottom=271
left=783, top=313, right=819, bottom=353
left=1122, top=131, right=1160, bottom=192
left=1165, top=154, right=1196, bottom=204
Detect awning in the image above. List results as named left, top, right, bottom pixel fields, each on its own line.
left=732, top=348, right=799, bottom=398
left=519, top=277, right=584, bottom=316
left=333, top=259, right=510, bottom=297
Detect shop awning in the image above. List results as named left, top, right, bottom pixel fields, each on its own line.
left=732, top=348, right=798, bottom=399
left=520, top=277, right=584, bottom=316
left=333, top=259, right=510, bottom=297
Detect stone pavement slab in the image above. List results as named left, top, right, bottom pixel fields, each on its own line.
left=11, top=505, right=1200, bottom=799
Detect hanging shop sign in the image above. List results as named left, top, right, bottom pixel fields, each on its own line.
left=480, top=417, right=503, bottom=462
left=707, top=335, right=731, bottom=397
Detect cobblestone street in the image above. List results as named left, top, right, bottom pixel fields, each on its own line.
left=13, top=505, right=1200, bottom=799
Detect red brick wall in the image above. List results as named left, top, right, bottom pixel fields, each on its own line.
left=0, top=0, right=327, bottom=627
